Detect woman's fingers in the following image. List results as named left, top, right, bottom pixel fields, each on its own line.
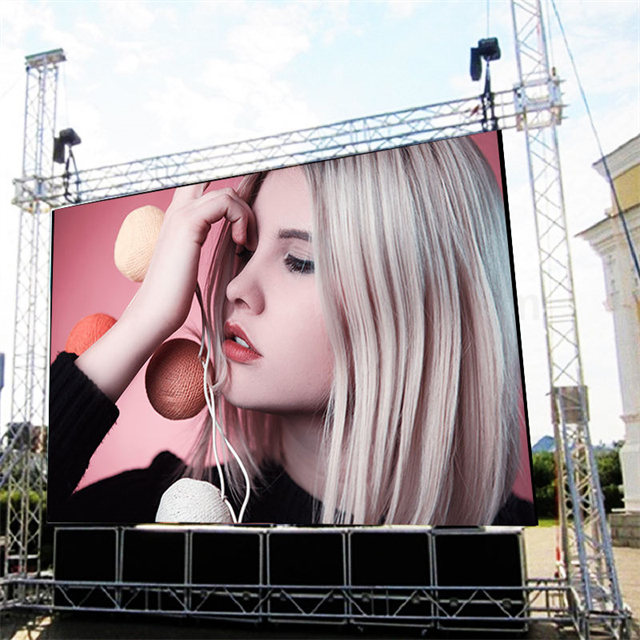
left=136, top=183, right=256, bottom=335
left=181, top=187, right=256, bottom=249
left=168, top=181, right=211, bottom=211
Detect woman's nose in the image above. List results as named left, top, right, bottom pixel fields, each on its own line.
left=225, top=254, right=265, bottom=315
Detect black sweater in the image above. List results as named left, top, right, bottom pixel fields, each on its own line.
left=48, top=352, right=536, bottom=526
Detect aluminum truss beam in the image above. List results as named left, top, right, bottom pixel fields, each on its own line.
left=4, top=51, right=63, bottom=603
left=13, top=89, right=521, bottom=208
left=511, top=1, right=626, bottom=638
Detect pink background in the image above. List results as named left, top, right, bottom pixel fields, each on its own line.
left=50, top=130, right=533, bottom=503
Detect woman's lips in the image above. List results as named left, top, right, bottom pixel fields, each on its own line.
left=224, top=323, right=262, bottom=364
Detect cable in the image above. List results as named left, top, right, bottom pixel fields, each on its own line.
left=544, top=0, right=556, bottom=72
left=550, top=0, right=640, bottom=280
left=0, top=74, right=23, bottom=101
left=61, top=65, right=70, bottom=129
left=195, top=283, right=252, bottom=523
left=63, top=148, right=81, bottom=204
left=486, top=0, right=490, bottom=37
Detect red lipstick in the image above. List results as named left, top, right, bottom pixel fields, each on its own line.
left=223, top=322, right=262, bottom=364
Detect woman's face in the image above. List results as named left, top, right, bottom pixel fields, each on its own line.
left=221, top=167, right=333, bottom=416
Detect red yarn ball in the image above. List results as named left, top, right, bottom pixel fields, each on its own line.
left=65, top=313, right=117, bottom=355
left=145, top=338, right=211, bottom=421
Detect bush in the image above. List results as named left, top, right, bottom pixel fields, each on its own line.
left=0, top=489, right=47, bottom=538
left=532, top=451, right=557, bottom=519
left=531, top=444, right=625, bottom=518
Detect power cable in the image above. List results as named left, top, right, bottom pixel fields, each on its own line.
left=550, top=0, right=640, bottom=280
left=486, top=0, right=491, bottom=37
left=0, top=74, right=22, bottom=102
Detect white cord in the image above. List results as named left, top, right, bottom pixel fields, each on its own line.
left=195, top=284, right=252, bottom=523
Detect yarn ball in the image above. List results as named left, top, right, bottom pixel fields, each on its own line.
left=65, top=313, right=117, bottom=355
left=156, top=478, right=232, bottom=523
left=145, top=338, right=210, bottom=420
left=114, top=205, right=164, bottom=282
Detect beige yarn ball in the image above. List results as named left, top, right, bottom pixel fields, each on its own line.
left=114, top=205, right=164, bottom=282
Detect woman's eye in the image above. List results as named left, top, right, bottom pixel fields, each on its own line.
left=285, top=254, right=315, bottom=275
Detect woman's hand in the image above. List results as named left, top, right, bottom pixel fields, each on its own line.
left=75, top=182, right=255, bottom=402
left=130, top=183, right=256, bottom=340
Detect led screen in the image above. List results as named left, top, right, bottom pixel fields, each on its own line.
left=48, top=130, right=535, bottom=526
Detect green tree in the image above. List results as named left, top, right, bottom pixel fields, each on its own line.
left=595, top=443, right=624, bottom=513
left=532, top=451, right=557, bottom=519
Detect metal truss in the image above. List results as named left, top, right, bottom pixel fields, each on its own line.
left=13, top=89, right=523, bottom=208
left=5, top=526, right=583, bottom=634
left=3, top=51, right=63, bottom=601
left=511, top=1, right=625, bottom=638
left=8, top=578, right=576, bottom=631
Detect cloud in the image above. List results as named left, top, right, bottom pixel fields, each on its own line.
left=223, top=3, right=314, bottom=72
left=100, top=0, right=157, bottom=31
left=387, top=1, right=419, bottom=20
left=111, top=40, right=161, bottom=75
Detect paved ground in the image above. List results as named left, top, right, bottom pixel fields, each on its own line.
left=1, top=525, right=638, bottom=639
left=523, top=525, right=639, bottom=639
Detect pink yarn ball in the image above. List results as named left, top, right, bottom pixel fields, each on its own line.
left=145, top=338, right=211, bottom=420
left=65, top=313, right=117, bottom=355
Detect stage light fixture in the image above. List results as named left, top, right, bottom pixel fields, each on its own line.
left=470, top=37, right=501, bottom=82
left=53, top=127, right=81, bottom=164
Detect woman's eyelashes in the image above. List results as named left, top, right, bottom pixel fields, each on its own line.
left=284, top=253, right=315, bottom=274
left=235, top=246, right=314, bottom=275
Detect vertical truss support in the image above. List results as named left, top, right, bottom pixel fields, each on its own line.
left=510, top=1, right=626, bottom=637
left=3, top=49, right=64, bottom=600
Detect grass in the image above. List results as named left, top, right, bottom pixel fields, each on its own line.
left=537, top=518, right=559, bottom=527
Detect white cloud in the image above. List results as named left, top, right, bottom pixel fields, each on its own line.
left=318, top=1, right=354, bottom=43
left=75, top=19, right=106, bottom=44
left=111, top=40, right=161, bottom=75
left=224, top=3, right=314, bottom=71
left=100, top=0, right=157, bottom=31
left=387, top=1, right=420, bottom=20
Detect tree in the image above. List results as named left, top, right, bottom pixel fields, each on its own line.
left=532, top=451, right=556, bottom=519
left=595, top=443, right=624, bottom=513
left=531, top=443, right=625, bottom=519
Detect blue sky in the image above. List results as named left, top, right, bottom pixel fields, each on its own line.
left=0, top=0, right=638, bottom=446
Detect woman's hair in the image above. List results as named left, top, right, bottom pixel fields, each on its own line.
left=192, top=135, right=522, bottom=525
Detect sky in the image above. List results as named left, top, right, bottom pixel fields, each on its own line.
left=0, top=0, right=638, bottom=448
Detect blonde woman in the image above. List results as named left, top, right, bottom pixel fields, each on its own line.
left=49, top=136, right=534, bottom=526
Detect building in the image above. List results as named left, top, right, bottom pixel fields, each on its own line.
left=578, top=134, right=640, bottom=547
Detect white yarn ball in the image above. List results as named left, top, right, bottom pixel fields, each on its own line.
left=155, top=478, right=233, bottom=523
left=156, top=478, right=233, bottom=523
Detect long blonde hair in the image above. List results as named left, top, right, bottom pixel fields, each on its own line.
left=194, top=136, right=521, bottom=525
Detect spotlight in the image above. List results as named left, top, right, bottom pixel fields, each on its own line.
left=53, top=128, right=81, bottom=164
left=470, top=37, right=501, bottom=82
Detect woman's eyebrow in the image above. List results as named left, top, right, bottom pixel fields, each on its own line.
left=278, top=228, right=311, bottom=242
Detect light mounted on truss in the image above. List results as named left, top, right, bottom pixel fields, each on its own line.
left=470, top=37, right=501, bottom=131
left=53, top=127, right=82, bottom=203
left=53, top=128, right=81, bottom=164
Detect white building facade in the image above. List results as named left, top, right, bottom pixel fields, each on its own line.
left=579, top=135, right=640, bottom=541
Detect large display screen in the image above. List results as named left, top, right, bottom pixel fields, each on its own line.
left=48, top=130, right=536, bottom=526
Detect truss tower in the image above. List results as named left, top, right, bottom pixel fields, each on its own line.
left=510, top=2, right=624, bottom=636
left=3, top=50, right=64, bottom=593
